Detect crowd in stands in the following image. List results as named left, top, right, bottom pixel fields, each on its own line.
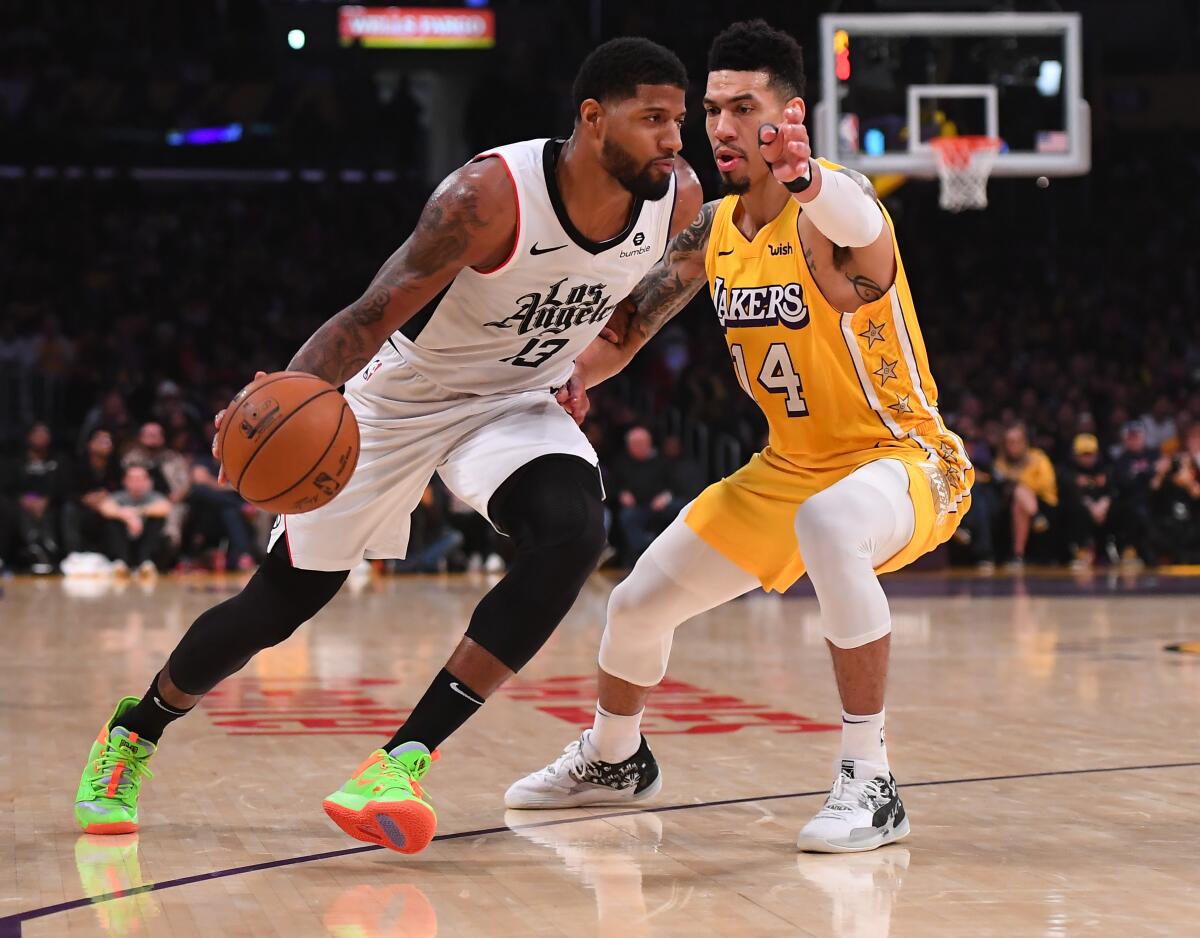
left=3, top=132, right=1198, bottom=575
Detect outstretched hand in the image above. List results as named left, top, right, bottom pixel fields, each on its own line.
left=758, top=106, right=812, bottom=187
left=212, top=371, right=267, bottom=485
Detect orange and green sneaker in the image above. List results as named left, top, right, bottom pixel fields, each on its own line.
left=74, top=697, right=156, bottom=834
left=323, top=742, right=439, bottom=855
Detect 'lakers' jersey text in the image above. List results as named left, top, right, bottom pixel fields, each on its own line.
left=703, top=170, right=971, bottom=509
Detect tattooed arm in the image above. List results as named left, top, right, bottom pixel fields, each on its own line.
left=571, top=198, right=717, bottom=391
left=288, top=158, right=516, bottom=385
left=795, top=164, right=897, bottom=309
left=823, top=166, right=896, bottom=302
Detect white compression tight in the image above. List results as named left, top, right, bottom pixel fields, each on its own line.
left=598, top=459, right=915, bottom=687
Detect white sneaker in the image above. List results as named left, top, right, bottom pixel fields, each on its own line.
left=504, top=731, right=662, bottom=809
left=797, top=762, right=910, bottom=854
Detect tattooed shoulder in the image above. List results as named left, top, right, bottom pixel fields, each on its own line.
left=385, top=159, right=510, bottom=283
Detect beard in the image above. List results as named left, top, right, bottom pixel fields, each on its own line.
left=600, top=136, right=673, bottom=201
left=718, top=172, right=751, bottom=196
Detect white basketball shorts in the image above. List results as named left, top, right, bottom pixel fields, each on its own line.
left=267, top=342, right=598, bottom=571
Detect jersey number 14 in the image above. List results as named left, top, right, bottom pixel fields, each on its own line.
left=730, top=342, right=808, bottom=417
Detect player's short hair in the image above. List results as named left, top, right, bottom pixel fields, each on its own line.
left=708, top=19, right=806, bottom=101
left=572, top=37, right=687, bottom=113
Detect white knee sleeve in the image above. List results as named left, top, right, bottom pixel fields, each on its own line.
left=794, top=459, right=914, bottom=649
left=599, top=510, right=759, bottom=687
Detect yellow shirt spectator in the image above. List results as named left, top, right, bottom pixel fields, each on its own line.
left=996, top=446, right=1058, bottom=507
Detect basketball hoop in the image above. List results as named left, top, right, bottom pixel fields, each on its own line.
left=930, top=136, right=1000, bottom=212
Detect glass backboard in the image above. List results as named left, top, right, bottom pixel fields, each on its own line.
left=815, top=12, right=1089, bottom=178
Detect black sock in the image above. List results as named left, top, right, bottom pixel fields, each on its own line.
left=384, top=668, right=484, bottom=752
left=116, top=675, right=193, bottom=744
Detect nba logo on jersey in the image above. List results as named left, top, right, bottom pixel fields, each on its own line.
left=362, top=359, right=383, bottom=382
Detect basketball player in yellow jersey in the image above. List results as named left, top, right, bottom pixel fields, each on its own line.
left=508, top=20, right=973, bottom=853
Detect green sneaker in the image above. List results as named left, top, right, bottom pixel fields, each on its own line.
left=74, top=697, right=156, bottom=834
left=323, top=742, right=438, bottom=854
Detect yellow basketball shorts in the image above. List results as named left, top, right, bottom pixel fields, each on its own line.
left=685, top=449, right=973, bottom=593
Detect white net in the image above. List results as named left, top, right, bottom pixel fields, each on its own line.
left=931, top=137, right=1000, bottom=212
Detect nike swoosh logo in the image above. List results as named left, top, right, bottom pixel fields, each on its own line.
left=153, top=696, right=186, bottom=715
left=530, top=242, right=567, bottom=255
left=717, top=248, right=735, bottom=256
left=842, top=718, right=871, bottom=724
left=449, top=682, right=484, bottom=705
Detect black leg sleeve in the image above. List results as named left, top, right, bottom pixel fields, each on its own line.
left=464, top=455, right=607, bottom=673
left=166, top=539, right=348, bottom=695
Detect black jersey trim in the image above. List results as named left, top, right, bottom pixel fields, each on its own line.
left=542, top=138, right=646, bottom=256
left=398, top=281, right=453, bottom=342
left=657, top=170, right=679, bottom=264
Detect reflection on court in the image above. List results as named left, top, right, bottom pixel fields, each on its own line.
left=5, top=571, right=1200, bottom=936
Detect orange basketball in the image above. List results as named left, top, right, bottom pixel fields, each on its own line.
left=218, top=371, right=359, bottom=515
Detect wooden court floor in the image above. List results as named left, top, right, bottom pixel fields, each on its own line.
left=2, top=568, right=1198, bottom=937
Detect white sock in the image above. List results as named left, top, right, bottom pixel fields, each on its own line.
left=585, top=703, right=643, bottom=763
left=840, top=708, right=888, bottom=776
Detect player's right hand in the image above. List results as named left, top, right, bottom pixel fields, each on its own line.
left=213, top=371, right=267, bottom=485
left=757, top=107, right=812, bottom=187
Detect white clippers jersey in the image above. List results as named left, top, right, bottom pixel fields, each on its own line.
left=386, top=138, right=678, bottom=395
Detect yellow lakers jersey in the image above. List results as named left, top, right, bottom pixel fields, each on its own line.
left=703, top=170, right=971, bottom=506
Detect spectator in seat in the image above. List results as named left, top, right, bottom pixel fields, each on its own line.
left=122, top=421, right=190, bottom=558
left=63, top=428, right=122, bottom=557
left=99, top=464, right=171, bottom=575
left=1060, top=433, right=1115, bottom=569
left=76, top=389, right=133, bottom=455
left=184, top=452, right=259, bottom=571
left=1149, top=424, right=1200, bottom=563
left=390, top=484, right=465, bottom=574
left=994, top=423, right=1059, bottom=569
left=949, top=416, right=998, bottom=571
left=662, top=435, right=707, bottom=504
left=612, top=426, right=675, bottom=566
left=1112, top=420, right=1157, bottom=565
left=3, top=422, right=69, bottom=573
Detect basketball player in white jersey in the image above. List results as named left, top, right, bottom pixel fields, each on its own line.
left=74, top=37, right=702, bottom=856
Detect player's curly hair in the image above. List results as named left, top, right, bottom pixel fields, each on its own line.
left=707, top=19, right=806, bottom=100
left=572, top=37, right=688, bottom=113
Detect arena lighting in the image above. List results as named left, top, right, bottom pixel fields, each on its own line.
left=165, top=124, right=244, bottom=147
left=288, top=28, right=306, bottom=50
left=1037, top=60, right=1063, bottom=97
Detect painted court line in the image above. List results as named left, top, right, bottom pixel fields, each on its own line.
left=4, top=759, right=1198, bottom=937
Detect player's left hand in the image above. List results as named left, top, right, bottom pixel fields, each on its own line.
left=213, top=370, right=268, bottom=484
left=758, top=107, right=812, bottom=187
left=554, top=373, right=590, bottom=425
